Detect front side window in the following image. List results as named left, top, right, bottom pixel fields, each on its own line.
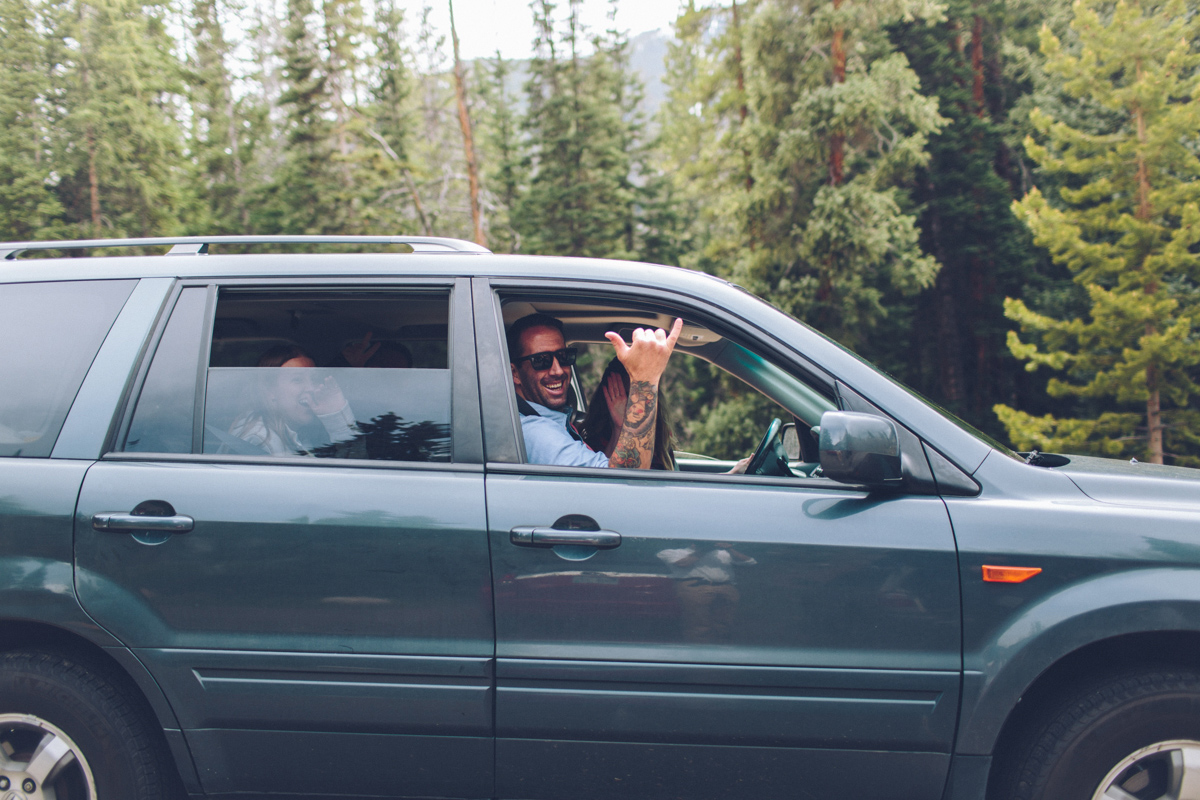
left=125, top=288, right=453, bottom=462
left=501, top=296, right=835, bottom=474
left=0, top=279, right=135, bottom=457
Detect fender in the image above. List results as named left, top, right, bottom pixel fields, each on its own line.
left=955, top=567, right=1200, bottom=754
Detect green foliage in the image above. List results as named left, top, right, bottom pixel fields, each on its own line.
left=887, top=1, right=1046, bottom=434
left=49, top=0, right=189, bottom=237
left=186, top=0, right=248, bottom=233
left=514, top=0, right=671, bottom=261
left=0, top=0, right=65, bottom=240
left=1000, top=0, right=1200, bottom=465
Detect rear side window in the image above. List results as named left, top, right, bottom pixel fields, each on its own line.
left=0, top=280, right=135, bottom=457
left=124, top=287, right=453, bottom=462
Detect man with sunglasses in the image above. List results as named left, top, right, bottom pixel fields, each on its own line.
left=508, top=313, right=682, bottom=469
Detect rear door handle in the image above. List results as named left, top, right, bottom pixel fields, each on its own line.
left=93, top=513, right=194, bottom=533
left=510, top=526, right=621, bottom=549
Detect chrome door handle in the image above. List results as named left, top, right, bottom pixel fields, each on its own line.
left=92, top=513, right=194, bottom=533
left=510, top=526, right=621, bottom=549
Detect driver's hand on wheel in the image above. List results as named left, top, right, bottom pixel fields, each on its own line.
left=727, top=457, right=751, bottom=475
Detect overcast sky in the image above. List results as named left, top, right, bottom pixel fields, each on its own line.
left=425, top=0, right=687, bottom=60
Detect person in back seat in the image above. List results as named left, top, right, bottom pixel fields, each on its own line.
left=227, top=345, right=361, bottom=457
left=507, top=313, right=681, bottom=469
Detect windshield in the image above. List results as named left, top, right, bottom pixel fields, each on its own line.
left=738, top=285, right=1020, bottom=460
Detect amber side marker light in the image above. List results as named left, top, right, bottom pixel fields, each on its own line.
left=982, top=565, right=1043, bottom=583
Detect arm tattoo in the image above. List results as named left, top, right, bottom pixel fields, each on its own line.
left=609, top=380, right=657, bottom=469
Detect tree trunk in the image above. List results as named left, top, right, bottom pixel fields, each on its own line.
left=87, top=125, right=101, bottom=230
left=731, top=0, right=752, bottom=192
left=829, top=0, right=845, bottom=186
left=1146, top=349, right=1163, bottom=464
left=971, top=14, right=985, bottom=118
left=449, top=0, right=484, bottom=246
left=1134, top=60, right=1162, bottom=463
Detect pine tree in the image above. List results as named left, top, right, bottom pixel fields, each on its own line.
left=256, top=0, right=343, bottom=234
left=734, top=0, right=945, bottom=350
left=889, top=0, right=1042, bottom=426
left=364, top=0, right=428, bottom=235
left=475, top=53, right=525, bottom=252
left=187, top=0, right=249, bottom=232
left=51, top=0, right=189, bottom=237
left=0, top=0, right=65, bottom=240
left=515, top=0, right=636, bottom=258
left=997, top=0, right=1200, bottom=465
left=658, top=1, right=754, bottom=275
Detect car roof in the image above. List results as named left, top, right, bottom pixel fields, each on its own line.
left=0, top=250, right=735, bottom=297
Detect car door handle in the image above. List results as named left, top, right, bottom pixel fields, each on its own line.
left=509, top=526, right=621, bottom=548
left=92, top=513, right=194, bottom=533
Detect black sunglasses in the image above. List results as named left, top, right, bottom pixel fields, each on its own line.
left=514, top=347, right=578, bottom=371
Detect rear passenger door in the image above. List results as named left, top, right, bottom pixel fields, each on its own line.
left=74, top=279, right=494, bottom=799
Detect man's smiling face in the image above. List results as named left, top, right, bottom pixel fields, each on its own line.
left=512, top=325, right=570, bottom=410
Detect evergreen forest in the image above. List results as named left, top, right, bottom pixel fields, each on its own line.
left=2, top=0, right=1199, bottom=465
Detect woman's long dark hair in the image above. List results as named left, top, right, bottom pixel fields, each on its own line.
left=580, top=358, right=676, bottom=470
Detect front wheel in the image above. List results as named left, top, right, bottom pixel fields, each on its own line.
left=0, top=651, right=174, bottom=800
left=1000, top=670, right=1200, bottom=800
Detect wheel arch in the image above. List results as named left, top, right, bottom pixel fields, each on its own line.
left=955, top=568, right=1200, bottom=763
left=0, top=618, right=199, bottom=793
left=982, top=629, right=1200, bottom=796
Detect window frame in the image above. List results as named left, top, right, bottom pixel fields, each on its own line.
left=106, top=276, right=482, bottom=469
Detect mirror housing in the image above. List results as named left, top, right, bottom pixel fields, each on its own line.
left=817, top=411, right=903, bottom=488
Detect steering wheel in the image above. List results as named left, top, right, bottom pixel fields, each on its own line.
left=745, top=418, right=793, bottom=477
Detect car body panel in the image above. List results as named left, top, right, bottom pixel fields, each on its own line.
left=950, top=451, right=1200, bottom=755
left=4, top=244, right=1200, bottom=799
left=74, top=460, right=495, bottom=797
left=0, top=460, right=114, bottom=642
left=484, top=466, right=960, bottom=797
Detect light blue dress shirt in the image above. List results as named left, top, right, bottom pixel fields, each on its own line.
left=520, top=400, right=610, bottom=468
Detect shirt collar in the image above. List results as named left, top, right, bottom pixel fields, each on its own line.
left=525, top=399, right=572, bottom=422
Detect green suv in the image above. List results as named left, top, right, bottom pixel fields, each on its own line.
left=2, top=235, right=1200, bottom=800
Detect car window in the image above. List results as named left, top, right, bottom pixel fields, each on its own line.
left=0, top=279, right=136, bottom=457
left=501, top=296, right=836, bottom=472
left=125, top=288, right=453, bottom=462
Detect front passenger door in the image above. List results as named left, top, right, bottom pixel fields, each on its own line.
left=477, top=284, right=961, bottom=800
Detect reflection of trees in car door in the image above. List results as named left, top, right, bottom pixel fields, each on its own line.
left=487, top=473, right=961, bottom=800
left=657, top=541, right=756, bottom=642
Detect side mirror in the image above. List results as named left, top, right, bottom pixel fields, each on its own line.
left=781, top=423, right=801, bottom=461
left=817, top=411, right=903, bottom=487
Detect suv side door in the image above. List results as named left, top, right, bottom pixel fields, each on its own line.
left=74, top=278, right=494, bottom=799
left=476, top=279, right=962, bottom=800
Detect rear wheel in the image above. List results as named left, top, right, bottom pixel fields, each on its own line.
left=0, top=651, right=172, bottom=800
left=1001, top=670, right=1200, bottom=800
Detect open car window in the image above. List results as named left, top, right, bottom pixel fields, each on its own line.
left=501, top=296, right=837, bottom=474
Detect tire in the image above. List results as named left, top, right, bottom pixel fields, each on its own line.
left=0, top=651, right=172, bottom=800
left=1002, top=670, right=1200, bottom=800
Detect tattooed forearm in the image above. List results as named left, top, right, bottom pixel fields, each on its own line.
left=608, top=380, right=657, bottom=469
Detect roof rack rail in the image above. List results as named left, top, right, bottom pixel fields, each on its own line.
left=0, top=235, right=492, bottom=260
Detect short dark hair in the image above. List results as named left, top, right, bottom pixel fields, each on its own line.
left=507, top=313, right=564, bottom=361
